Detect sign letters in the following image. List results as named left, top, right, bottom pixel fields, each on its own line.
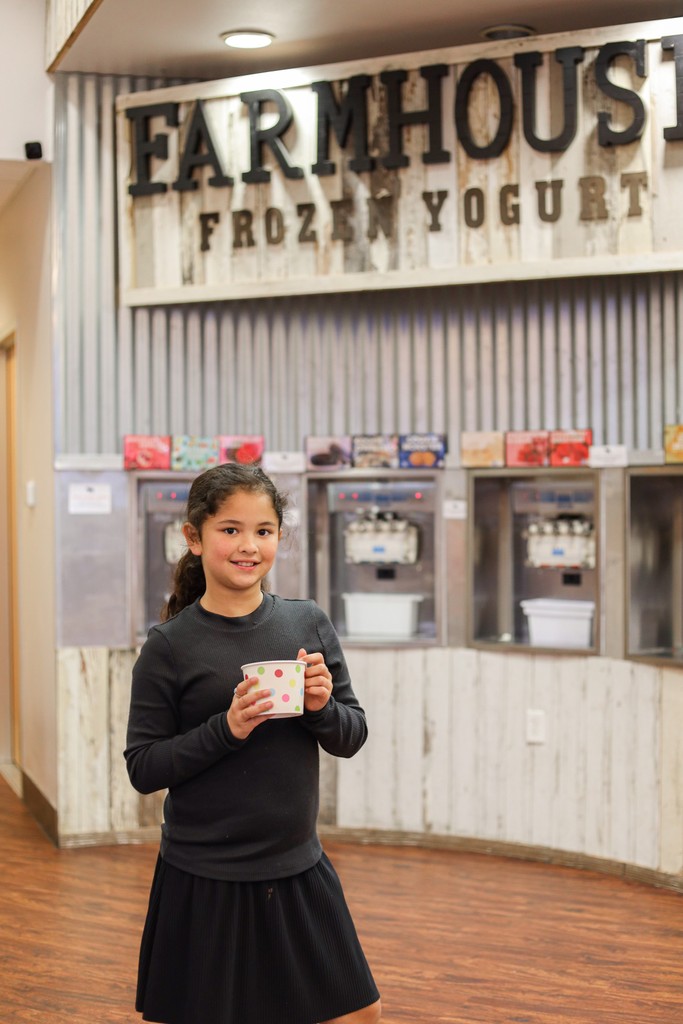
left=116, top=22, right=683, bottom=304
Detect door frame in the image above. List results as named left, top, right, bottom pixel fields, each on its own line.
left=0, top=335, right=20, bottom=767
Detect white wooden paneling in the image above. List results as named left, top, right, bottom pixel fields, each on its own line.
left=422, top=647, right=452, bottom=834
left=55, top=640, right=675, bottom=873
left=393, top=648, right=426, bottom=832
left=57, top=647, right=110, bottom=835
left=660, top=667, right=683, bottom=876
left=449, top=647, right=481, bottom=837
left=632, top=661, right=660, bottom=869
left=338, top=647, right=665, bottom=871
left=109, top=649, right=140, bottom=831
left=552, top=655, right=587, bottom=854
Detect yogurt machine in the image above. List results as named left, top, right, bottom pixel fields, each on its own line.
left=131, top=471, right=306, bottom=643
left=307, top=472, right=442, bottom=643
left=133, top=476, right=193, bottom=640
left=469, top=469, right=599, bottom=650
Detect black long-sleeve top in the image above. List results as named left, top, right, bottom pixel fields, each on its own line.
left=124, top=594, right=368, bottom=881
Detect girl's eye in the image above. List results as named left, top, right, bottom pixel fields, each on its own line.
left=224, top=527, right=237, bottom=535
left=258, top=528, right=273, bottom=536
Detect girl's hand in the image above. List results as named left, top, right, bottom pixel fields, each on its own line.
left=297, top=648, right=333, bottom=712
left=227, top=677, right=274, bottom=740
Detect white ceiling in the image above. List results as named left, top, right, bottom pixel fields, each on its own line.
left=54, top=0, right=683, bottom=79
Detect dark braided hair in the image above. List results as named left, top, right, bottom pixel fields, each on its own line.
left=161, top=464, right=288, bottom=621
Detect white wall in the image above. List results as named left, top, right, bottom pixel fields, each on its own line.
left=0, top=163, right=57, bottom=806
left=0, top=0, right=53, bottom=162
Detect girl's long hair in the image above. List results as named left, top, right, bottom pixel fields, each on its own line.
left=161, top=464, right=288, bottom=621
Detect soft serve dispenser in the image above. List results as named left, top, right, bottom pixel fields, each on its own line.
left=308, top=474, right=441, bottom=643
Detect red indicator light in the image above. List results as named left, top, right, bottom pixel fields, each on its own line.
left=352, top=492, right=359, bottom=500
left=170, top=491, right=177, bottom=499
left=415, top=492, right=423, bottom=500
left=338, top=492, right=346, bottom=500
left=156, top=491, right=163, bottom=500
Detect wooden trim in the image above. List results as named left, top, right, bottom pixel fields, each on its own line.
left=121, top=253, right=683, bottom=309
left=318, top=826, right=683, bottom=894
left=4, top=344, right=20, bottom=763
left=58, top=820, right=683, bottom=893
left=21, top=772, right=58, bottom=846
left=46, top=0, right=106, bottom=72
left=58, top=824, right=161, bottom=849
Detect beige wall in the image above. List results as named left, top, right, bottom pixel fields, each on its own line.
left=0, top=162, right=56, bottom=806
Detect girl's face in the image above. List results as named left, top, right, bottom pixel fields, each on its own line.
left=183, top=488, right=281, bottom=610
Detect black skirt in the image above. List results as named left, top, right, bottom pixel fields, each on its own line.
left=136, top=851, right=380, bottom=1024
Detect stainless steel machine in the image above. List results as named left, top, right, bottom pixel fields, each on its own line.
left=133, top=475, right=193, bottom=640
left=132, top=470, right=307, bottom=643
left=307, top=472, right=442, bottom=643
left=627, top=467, right=683, bottom=663
left=469, top=469, right=599, bottom=650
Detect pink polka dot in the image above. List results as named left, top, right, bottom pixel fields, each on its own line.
left=282, top=693, right=290, bottom=702
left=274, top=669, right=283, bottom=677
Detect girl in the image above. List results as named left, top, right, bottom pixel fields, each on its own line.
left=125, top=463, right=381, bottom=1024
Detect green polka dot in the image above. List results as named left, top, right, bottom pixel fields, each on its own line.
left=257, top=666, right=265, bottom=675
left=295, top=664, right=302, bottom=673
left=295, top=705, right=301, bottom=712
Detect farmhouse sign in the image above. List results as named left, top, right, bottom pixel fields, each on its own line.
left=116, top=19, right=683, bottom=305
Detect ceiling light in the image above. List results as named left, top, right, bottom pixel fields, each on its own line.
left=481, top=24, right=536, bottom=41
left=220, top=29, right=274, bottom=50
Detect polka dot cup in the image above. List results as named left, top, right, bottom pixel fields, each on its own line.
left=240, top=660, right=306, bottom=718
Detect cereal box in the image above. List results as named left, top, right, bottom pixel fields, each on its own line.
left=505, top=431, right=550, bottom=467
left=664, top=425, right=683, bottom=463
left=218, top=435, right=264, bottom=466
left=352, top=434, right=400, bottom=469
left=171, top=435, right=220, bottom=471
left=305, top=436, right=353, bottom=471
left=549, top=429, right=593, bottom=467
left=123, top=435, right=171, bottom=470
left=399, top=433, right=447, bottom=468
left=460, top=431, right=505, bottom=468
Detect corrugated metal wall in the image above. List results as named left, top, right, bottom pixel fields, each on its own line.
left=53, top=73, right=683, bottom=457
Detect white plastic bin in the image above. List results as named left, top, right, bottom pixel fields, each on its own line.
left=520, top=598, right=595, bottom=649
left=342, top=592, right=423, bottom=638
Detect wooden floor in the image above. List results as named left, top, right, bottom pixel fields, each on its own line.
left=1, top=777, right=682, bottom=1024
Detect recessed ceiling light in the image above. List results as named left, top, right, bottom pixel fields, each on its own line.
left=481, top=24, right=536, bottom=41
left=220, top=29, right=274, bottom=50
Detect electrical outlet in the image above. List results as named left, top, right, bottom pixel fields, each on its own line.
left=526, top=708, right=546, bottom=744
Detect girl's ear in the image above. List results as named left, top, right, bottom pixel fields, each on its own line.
left=182, top=522, right=202, bottom=555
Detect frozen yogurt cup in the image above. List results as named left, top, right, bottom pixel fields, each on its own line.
left=240, top=659, right=306, bottom=718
